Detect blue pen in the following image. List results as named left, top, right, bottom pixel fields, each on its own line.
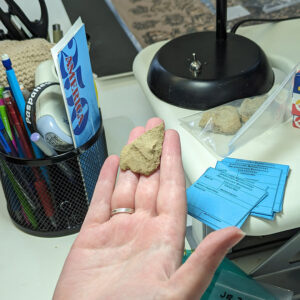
left=1, top=54, right=43, bottom=159
left=0, top=125, right=12, bottom=155
left=0, top=117, right=17, bottom=156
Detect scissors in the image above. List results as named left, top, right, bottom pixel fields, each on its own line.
left=0, top=0, right=48, bottom=40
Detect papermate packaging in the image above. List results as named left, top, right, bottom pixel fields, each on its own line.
left=51, top=18, right=100, bottom=148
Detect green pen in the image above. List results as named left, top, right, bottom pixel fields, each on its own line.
left=0, top=86, right=4, bottom=98
left=0, top=97, right=16, bottom=151
left=0, top=160, right=38, bottom=229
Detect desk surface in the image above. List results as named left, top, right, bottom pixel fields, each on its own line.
left=1, top=3, right=300, bottom=298
left=0, top=75, right=155, bottom=300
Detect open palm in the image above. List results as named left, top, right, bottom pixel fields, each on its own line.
left=53, top=118, right=244, bottom=300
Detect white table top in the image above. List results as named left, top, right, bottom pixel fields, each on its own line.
left=132, top=19, right=300, bottom=237
left=1, top=2, right=300, bottom=298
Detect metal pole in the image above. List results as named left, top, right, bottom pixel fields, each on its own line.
left=216, top=0, right=227, bottom=40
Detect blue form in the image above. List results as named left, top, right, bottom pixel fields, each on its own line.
left=216, top=161, right=281, bottom=219
left=222, top=158, right=289, bottom=213
left=187, top=168, right=267, bottom=230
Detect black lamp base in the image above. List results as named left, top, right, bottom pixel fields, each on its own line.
left=147, top=32, right=274, bottom=110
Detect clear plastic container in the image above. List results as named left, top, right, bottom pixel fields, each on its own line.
left=180, top=65, right=296, bottom=157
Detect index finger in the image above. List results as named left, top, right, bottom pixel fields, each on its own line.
left=156, top=129, right=186, bottom=221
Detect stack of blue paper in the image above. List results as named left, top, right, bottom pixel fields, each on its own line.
left=187, top=158, right=289, bottom=230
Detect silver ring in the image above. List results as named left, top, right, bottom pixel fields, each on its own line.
left=111, top=208, right=135, bottom=216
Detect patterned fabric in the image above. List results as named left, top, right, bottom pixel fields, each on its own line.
left=0, top=38, right=52, bottom=91
left=106, top=0, right=300, bottom=48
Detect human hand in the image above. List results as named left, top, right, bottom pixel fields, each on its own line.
left=53, top=118, right=245, bottom=300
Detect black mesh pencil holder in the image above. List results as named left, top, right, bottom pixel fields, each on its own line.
left=0, top=124, right=108, bottom=237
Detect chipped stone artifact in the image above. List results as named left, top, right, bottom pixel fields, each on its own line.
left=239, top=95, right=267, bottom=123
left=120, top=123, right=165, bottom=175
left=199, top=105, right=241, bottom=135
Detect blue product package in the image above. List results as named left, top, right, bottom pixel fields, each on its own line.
left=51, top=18, right=103, bottom=202
left=187, top=168, right=267, bottom=230
left=216, top=161, right=281, bottom=219
left=51, top=18, right=100, bottom=148
left=293, top=72, right=300, bottom=94
left=222, top=158, right=289, bottom=212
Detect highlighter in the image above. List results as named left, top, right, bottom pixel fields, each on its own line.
left=0, top=98, right=17, bottom=152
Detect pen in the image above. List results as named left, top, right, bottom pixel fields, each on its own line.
left=3, top=90, right=32, bottom=157
left=5, top=162, right=38, bottom=210
left=0, top=160, right=38, bottom=228
left=0, top=124, right=12, bottom=155
left=31, top=132, right=75, bottom=182
left=0, top=117, right=17, bottom=156
left=1, top=54, right=43, bottom=158
left=0, top=118, right=37, bottom=209
left=30, top=133, right=58, bottom=157
left=4, top=89, right=52, bottom=180
left=0, top=86, right=4, bottom=98
left=12, top=126, right=24, bottom=158
left=21, top=208, right=31, bottom=226
left=0, top=97, right=17, bottom=152
left=2, top=91, right=57, bottom=227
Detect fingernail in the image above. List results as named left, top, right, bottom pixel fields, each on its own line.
left=230, top=229, right=246, bottom=249
left=238, top=229, right=246, bottom=237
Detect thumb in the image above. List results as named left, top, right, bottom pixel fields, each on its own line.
left=168, top=227, right=245, bottom=300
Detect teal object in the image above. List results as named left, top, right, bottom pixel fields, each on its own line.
left=200, top=258, right=248, bottom=300
left=209, top=270, right=276, bottom=299
left=182, top=251, right=275, bottom=300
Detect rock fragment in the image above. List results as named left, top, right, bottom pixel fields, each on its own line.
left=120, top=123, right=165, bottom=175
left=199, top=105, right=241, bottom=135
